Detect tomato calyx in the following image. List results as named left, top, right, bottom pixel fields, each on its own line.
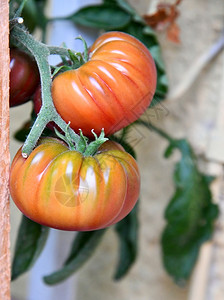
left=83, top=129, right=108, bottom=156
left=52, top=36, right=89, bottom=78
left=75, top=36, right=89, bottom=63
left=54, top=123, right=76, bottom=151
left=54, top=124, right=108, bottom=156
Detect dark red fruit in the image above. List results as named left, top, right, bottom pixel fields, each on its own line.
left=10, top=48, right=39, bottom=107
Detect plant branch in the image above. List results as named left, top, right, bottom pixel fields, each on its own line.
left=14, top=0, right=28, bottom=18
left=11, top=24, right=81, bottom=157
left=48, top=46, right=70, bottom=57
left=135, top=119, right=175, bottom=144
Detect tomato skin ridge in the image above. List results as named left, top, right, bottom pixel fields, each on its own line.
left=90, top=31, right=151, bottom=61
left=77, top=59, right=127, bottom=123
left=93, top=154, right=127, bottom=227
left=104, top=57, right=156, bottom=92
left=76, top=71, right=115, bottom=126
left=94, top=150, right=140, bottom=227
left=87, top=64, right=127, bottom=121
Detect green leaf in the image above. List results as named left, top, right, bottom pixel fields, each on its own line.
left=114, top=203, right=139, bottom=280
left=12, top=215, right=49, bottom=280
left=14, top=0, right=28, bottom=18
left=43, top=229, right=106, bottom=285
left=123, top=21, right=157, bottom=48
left=147, top=46, right=168, bottom=103
left=116, top=0, right=144, bottom=23
left=14, top=120, right=31, bottom=142
left=149, top=45, right=166, bottom=71
left=103, top=0, right=116, bottom=4
left=11, top=0, right=48, bottom=33
left=154, top=69, right=169, bottom=103
left=13, top=113, right=56, bottom=143
left=68, top=5, right=131, bottom=30
left=22, top=0, right=39, bottom=33
left=161, top=139, right=219, bottom=283
left=51, top=65, right=71, bottom=78
left=103, top=0, right=144, bottom=23
left=133, top=121, right=218, bottom=283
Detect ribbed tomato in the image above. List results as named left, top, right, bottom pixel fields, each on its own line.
left=51, top=31, right=157, bottom=137
left=10, top=138, right=140, bottom=231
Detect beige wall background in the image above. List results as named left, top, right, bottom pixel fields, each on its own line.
left=10, top=0, right=224, bottom=299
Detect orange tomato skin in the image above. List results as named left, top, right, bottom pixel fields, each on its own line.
left=51, top=31, right=157, bottom=137
left=10, top=138, right=140, bottom=231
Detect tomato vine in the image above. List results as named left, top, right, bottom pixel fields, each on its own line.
left=11, top=24, right=79, bottom=156
left=9, top=0, right=219, bottom=289
left=11, top=23, right=111, bottom=158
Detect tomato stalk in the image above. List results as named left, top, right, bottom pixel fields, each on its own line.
left=13, top=0, right=28, bottom=19
left=48, top=46, right=71, bottom=57
left=10, top=22, right=106, bottom=157
left=135, top=119, right=175, bottom=144
left=11, top=24, right=77, bottom=157
left=75, top=36, right=89, bottom=62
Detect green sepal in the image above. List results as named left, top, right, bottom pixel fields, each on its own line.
left=75, top=36, right=89, bottom=62
left=67, top=4, right=131, bottom=30
left=13, top=0, right=28, bottom=18
left=51, top=65, right=71, bottom=78
left=83, top=129, right=108, bottom=156
left=54, top=123, right=76, bottom=151
left=68, top=49, right=84, bottom=68
left=76, top=129, right=88, bottom=153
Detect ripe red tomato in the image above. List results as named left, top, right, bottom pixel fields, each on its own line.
left=10, top=138, right=140, bottom=231
left=51, top=31, right=157, bottom=137
left=10, top=48, right=39, bottom=107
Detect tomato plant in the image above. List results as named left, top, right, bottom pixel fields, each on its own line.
left=51, top=31, right=157, bottom=137
left=9, top=0, right=219, bottom=287
left=10, top=138, right=140, bottom=231
left=10, top=48, right=40, bottom=107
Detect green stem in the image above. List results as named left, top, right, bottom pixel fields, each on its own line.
left=10, top=22, right=105, bottom=158
left=11, top=24, right=81, bottom=157
left=14, top=0, right=28, bottom=18
left=48, top=46, right=70, bottom=57
left=119, top=125, right=131, bottom=141
left=47, top=16, right=70, bottom=23
left=135, top=119, right=175, bottom=144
